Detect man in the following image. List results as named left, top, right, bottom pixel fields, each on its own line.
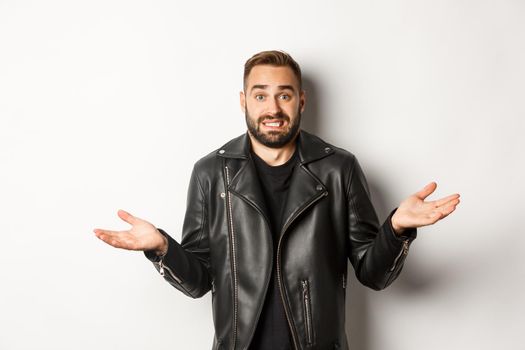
left=94, top=50, right=460, bottom=350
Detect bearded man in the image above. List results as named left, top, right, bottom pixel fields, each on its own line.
left=94, top=50, right=460, bottom=350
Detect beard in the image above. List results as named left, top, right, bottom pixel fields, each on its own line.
left=245, top=106, right=302, bottom=149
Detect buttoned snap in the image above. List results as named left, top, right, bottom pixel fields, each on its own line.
left=218, top=149, right=225, bottom=154
left=324, top=147, right=331, bottom=153
left=220, top=192, right=225, bottom=198
left=316, top=184, right=324, bottom=191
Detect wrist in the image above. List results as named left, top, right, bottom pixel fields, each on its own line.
left=390, top=213, right=405, bottom=236
left=154, top=235, right=168, bottom=257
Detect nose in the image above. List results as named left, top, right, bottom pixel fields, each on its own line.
left=266, top=96, right=282, bottom=116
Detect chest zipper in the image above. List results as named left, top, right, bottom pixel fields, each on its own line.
left=301, top=279, right=314, bottom=346
left=224, top=166, right=239, bottom=350
left=389, top=239, right=409, bottom=272
left=276, top=186, right=328, bottom=350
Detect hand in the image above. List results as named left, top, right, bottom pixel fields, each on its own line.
left=93, top=209, right=168, bottom=255
left=391, top=182, right=460, bottom=235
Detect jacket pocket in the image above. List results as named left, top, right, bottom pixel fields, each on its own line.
left=301, top=279, right=315, bottom=346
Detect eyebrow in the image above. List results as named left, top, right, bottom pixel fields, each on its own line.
left=250, top=84, right=296, bottom=93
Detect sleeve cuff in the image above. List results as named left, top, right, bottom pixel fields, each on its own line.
left=144, top=228, right=170, bottom=263
left=386, top=208, right=417, bottom=242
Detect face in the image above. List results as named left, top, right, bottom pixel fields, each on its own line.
left=240, top=65, right=305, bottom=148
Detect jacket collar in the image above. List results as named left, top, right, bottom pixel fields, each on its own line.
left=216, top=129, right=335, bottom=164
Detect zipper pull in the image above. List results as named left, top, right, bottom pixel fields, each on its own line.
left=302, top=280, right=310, bottom=298
left=158, top=259, right=165, bottom=277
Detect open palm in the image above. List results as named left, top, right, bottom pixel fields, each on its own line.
left=391, top=182, right=460, bottom=234
left=93, top=209, right=166, bottom=253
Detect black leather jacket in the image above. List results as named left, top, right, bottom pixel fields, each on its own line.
left=145, top=130, right=417, bottom=350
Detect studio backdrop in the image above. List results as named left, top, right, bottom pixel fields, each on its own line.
left=1, top=0, right=523, bottom=349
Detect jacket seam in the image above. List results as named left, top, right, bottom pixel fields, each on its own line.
left=345, top=156, right=361, bottom=223
left=193, top=168, right=208, bottom=249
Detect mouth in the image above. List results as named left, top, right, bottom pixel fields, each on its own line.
left=261, top=119, right=287, bottom=130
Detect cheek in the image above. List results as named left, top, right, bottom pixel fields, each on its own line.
left=246, top=104, right=263, bottom=118
left=285, top=103, right=300, bottom=116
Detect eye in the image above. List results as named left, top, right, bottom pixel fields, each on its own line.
left=255, top=95, right=265, bottom=101
left=279, top=94, right=290, bottom=100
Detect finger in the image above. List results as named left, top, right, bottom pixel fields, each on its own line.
left=432, top=193, right=460, bottom=207
left=423, top=198, right=459, bottom=217
left=99, top=235, right=128, bottom=249
left=93, top=229, right=121, bottom=247
left=431, top=197, right=460, bottom=211
left=414, top=182, right=437, bottom=200
left=94, top=229, right=135, bottom=249
left=117, top=209, right=138, bottom=225
left=93, top=228, right=126, bottom=237
left=440, top=200, right=460, bottom=216
left=431, top=200, right=460, bottom=222
left=93, top=228, right=128, bottom=244
left=413, top=198, right=460, bottom=227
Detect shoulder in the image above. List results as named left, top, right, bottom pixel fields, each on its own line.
left=299, top=130, right=358, bottom=168
left=192, top=133, right=246, bottom=174
left=301, top=131, right=367, bottom=193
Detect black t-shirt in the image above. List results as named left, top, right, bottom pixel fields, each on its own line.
left=248, top=147, right=299, bottom=350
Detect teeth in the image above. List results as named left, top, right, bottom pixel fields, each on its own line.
left=265, top=122, right=281, bottom=127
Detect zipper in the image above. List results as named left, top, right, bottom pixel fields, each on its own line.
left=157, top=258, right=182, bottom=284
left=225, top=165, right=238, bottom=350
left=389, top=239, right=409, bottom=272
left=301, top=279, right=314, bottom=346
left=276, top=182, right=328, bottom=350
left=342, top=273, right=346, bottom=290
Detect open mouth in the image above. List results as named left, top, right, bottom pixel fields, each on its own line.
left=262, top=119, right=286, bottom=129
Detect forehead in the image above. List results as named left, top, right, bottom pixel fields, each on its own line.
left=245, top=65, right=300, bottom=90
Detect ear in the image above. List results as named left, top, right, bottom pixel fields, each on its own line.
left=299, top=89, right=306, bottom=113
left=239, top=91, right=246, bottom=113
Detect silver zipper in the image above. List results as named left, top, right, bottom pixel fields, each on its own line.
left=342, top=273, right=346, bottom=290
left=389, top=239, right=409, bottom=272
left=277, top=183, right=328, bottom=350
left=225, top=166, right=238, bottom=350
left=157, top=258, right=182, bottom=284
left=301, top=279, right=314, bottom=345
left=226, top=183, right=274, bottom=348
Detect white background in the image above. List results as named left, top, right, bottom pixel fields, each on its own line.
left=1, top=0, right=524, bottom=349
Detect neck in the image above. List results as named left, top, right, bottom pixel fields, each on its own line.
left=248, top=131, right=298, bottom=166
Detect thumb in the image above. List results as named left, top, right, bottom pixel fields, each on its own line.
left=117, top=209, right=138, bottom=225
left=414, top=182, right=437, bottom=200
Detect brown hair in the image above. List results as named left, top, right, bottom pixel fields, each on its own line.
left=243, top=50, right=302, bottom=90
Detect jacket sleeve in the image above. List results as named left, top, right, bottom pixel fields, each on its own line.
left=143, top=164, right=211, bottom=298
left=346, top=156, right=417, bottom=291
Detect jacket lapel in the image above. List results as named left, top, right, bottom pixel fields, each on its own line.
left=279, top=130, right=333, bottom=233
left=217, top=132, right=269, bottom=221
left=279, top=162, right=326, bottom=234
left=228, top=158, right=270, bottom=223
left=217, top=130, right=335, bottom=231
